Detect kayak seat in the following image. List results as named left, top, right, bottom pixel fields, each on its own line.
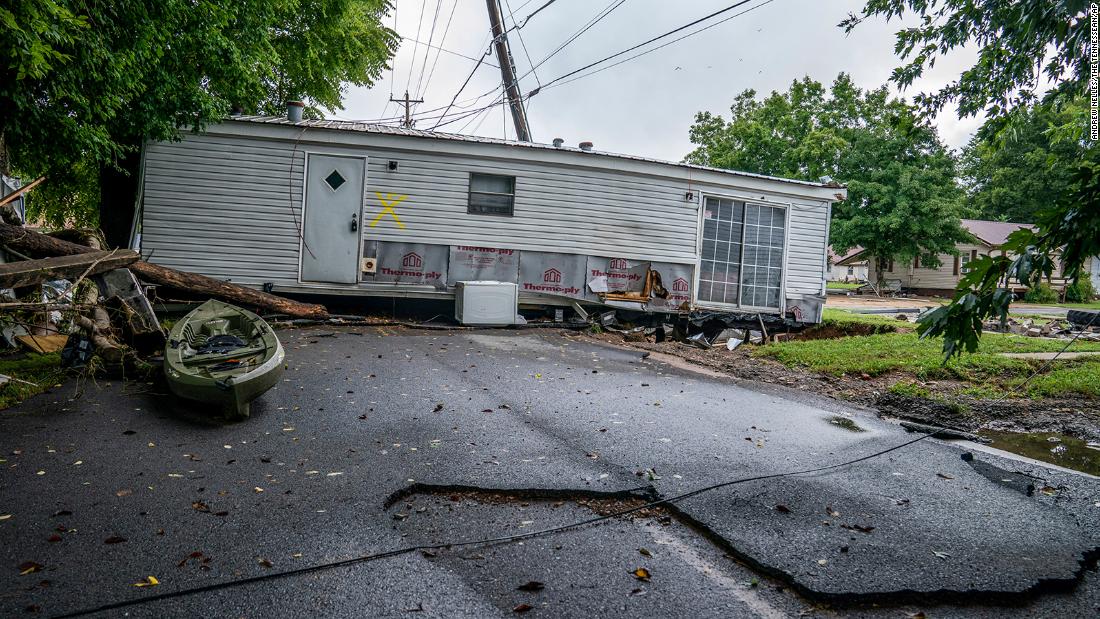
left=194, top=334, right=249, bottom=355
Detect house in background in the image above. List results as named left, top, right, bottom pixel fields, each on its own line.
left=846, top=219, right=1099, bottom=297
left=827, top=246, right=867, bottom=282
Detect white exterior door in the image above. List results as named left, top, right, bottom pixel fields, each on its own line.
left=301, top=154, right=365, bottom=284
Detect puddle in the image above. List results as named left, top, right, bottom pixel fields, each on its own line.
left=978, top=430, right=1100, bottom=476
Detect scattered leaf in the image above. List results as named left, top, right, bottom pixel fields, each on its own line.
left=0, top=514, right=11, bottom=521
left=253, top=487, right=264, bottom=493
left=133, top=576, right=159, bottom=587
left=1040, top=486, right=1057, bottom=496
left=104, top=536, right=126, bottom=544
left=122, top=430, right=136, bottom=435
left=18, top=561, right=43, bottom=575
left=932, top=550, right=951, bottom=560
left=775, top=505, right=792, bottom=514
left=936, top=473, right=954, bottom=480
left=632, top=567, right=651, bottom=581
left=512, top=604, right=533, bottom=613
left=433, top=403, right=444, bottom=412
left=516, top=581, right=545, bottom=592
left=51, top=510, right=72, bottom=517
left=116, top=489, right=132, bottom=497
left=258, top=558, right=273, bottom=568
left=191, top=501, right=209, bottom=512
left=638, top=548, right=652, bottom=557
left=47, top=535, right=62, bottom=543
left=420, top=550, right=437, bottom=558
left=840, top=524, right=875, bottom=534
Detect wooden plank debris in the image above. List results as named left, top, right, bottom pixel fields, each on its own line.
left=0, top=250, right=139, bottom=289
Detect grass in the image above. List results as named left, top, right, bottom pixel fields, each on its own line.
left=819, top=308, right=908, bottom=330
left=1022, top=359, right=1100, bottom=398
left=826, top=281, right=863, bottom=290
left=1014, top=300, right=1100, bottom=310
left=757, top=330, right=1100, bottom=384
left=0, top=353, right=64, bottom=409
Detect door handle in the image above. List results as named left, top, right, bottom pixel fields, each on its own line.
left=350, top=213, right=358, bottom=232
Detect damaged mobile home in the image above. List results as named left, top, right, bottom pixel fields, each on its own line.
left=135, top=116, right=845, bottom=324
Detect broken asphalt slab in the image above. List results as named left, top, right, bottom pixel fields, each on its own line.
left=1, top=326, right=1099, bottom=616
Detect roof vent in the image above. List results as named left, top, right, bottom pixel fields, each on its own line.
left=286, top=100, right=305, bottom=122
left=552, top=138, right=564, bottom=148
left=578, top=141, right=593, bottom=152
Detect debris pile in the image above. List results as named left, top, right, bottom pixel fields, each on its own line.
left=982, top=312, right=1100, bottom=341
left=0, top=220, right=327, bottom=375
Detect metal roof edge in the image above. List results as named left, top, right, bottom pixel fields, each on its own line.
left=218, top=116, right=845, bottom=196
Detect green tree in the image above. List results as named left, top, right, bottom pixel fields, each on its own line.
left=687, top=74, right=970, bottom=274
left=0, top=0, right=397, bottom=242
left=841, top=1, right=1091, bottom=120
left=960, top=99, right=1089, bottom=223
left=846, top=1, right=1098, bottom=357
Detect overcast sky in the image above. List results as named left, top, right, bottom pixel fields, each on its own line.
left=330, top=0, right=984, bottom=161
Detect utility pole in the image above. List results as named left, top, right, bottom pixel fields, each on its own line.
left=485, top=0, right=532, bottom=142
left=390, top=90, right=424, bottom=128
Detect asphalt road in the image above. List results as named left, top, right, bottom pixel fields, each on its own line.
left=1, top=326, right=1098, bottom=618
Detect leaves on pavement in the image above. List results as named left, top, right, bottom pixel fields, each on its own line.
left=516, top=581, right=545, bottom=592
left=133, top=576, right=159, bottom=587
left=632, top=567, right=651, bottom=581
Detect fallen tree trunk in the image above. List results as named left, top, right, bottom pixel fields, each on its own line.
left=0, top=250, right=138, bottom=288
left=0, top=222, right=328, bottom=319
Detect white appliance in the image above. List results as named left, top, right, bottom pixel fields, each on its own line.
left=454, top=281, right=519, bottom=326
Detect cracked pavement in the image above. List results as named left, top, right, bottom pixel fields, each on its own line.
left=1, top=326, right=1099, bottom=617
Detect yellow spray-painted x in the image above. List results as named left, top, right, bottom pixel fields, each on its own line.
left=370, top=192, right=407, bottom=229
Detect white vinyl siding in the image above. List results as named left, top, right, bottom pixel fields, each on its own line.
left=140, top=121, right=838, bottom=315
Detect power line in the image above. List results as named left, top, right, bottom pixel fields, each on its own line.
left=403, top=34, right=499, bottom=68
left=403, top=0, right=429, bottom=95
left=504, top=0, right=542, bottom=88
left=532, top=0, right=766, bottom=94
left=421, top=0, right=464, bottom=100
left=539, top=0, right=778, bottom=94
left=504, top=0, right=627, bottom=93
left=429, top=43, right=496, bottom=130
left=429, top=0, right=569, bottom=131
left=413, top=0, right=446, bottom=99
left=380, top=2, right=399, bottom=120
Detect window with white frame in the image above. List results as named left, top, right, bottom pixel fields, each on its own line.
left=698, top=197, right=785, bottom=308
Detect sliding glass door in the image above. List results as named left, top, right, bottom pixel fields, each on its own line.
left=698, top=197, right=785, bottom=309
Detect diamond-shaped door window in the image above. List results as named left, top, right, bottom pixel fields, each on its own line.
left=324, top=169, right=346, bottom=191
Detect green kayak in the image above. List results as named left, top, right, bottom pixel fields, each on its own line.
left=164, top=299, right=285, bottom=420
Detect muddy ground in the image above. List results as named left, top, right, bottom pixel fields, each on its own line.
left=577, top=331, right=1100, bottom=442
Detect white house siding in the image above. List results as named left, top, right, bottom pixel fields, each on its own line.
left=140, top=119, right=840, bottom=316
left=867, top=243, right=988, bottom=291
left=142, top=135, right=307, bottom=286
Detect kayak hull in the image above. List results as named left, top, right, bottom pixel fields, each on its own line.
left=164, top=300, right=285, bottom=420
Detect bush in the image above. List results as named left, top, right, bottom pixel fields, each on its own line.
left=1023, top=283, right=1058, bottom=304
left=1065, top=276, right=1097, bottom=303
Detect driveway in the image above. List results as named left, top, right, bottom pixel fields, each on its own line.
left=1, top=326, right=1098, bottom=617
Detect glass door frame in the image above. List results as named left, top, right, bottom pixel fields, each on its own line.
left=693, top=192, right=791, bottom=313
